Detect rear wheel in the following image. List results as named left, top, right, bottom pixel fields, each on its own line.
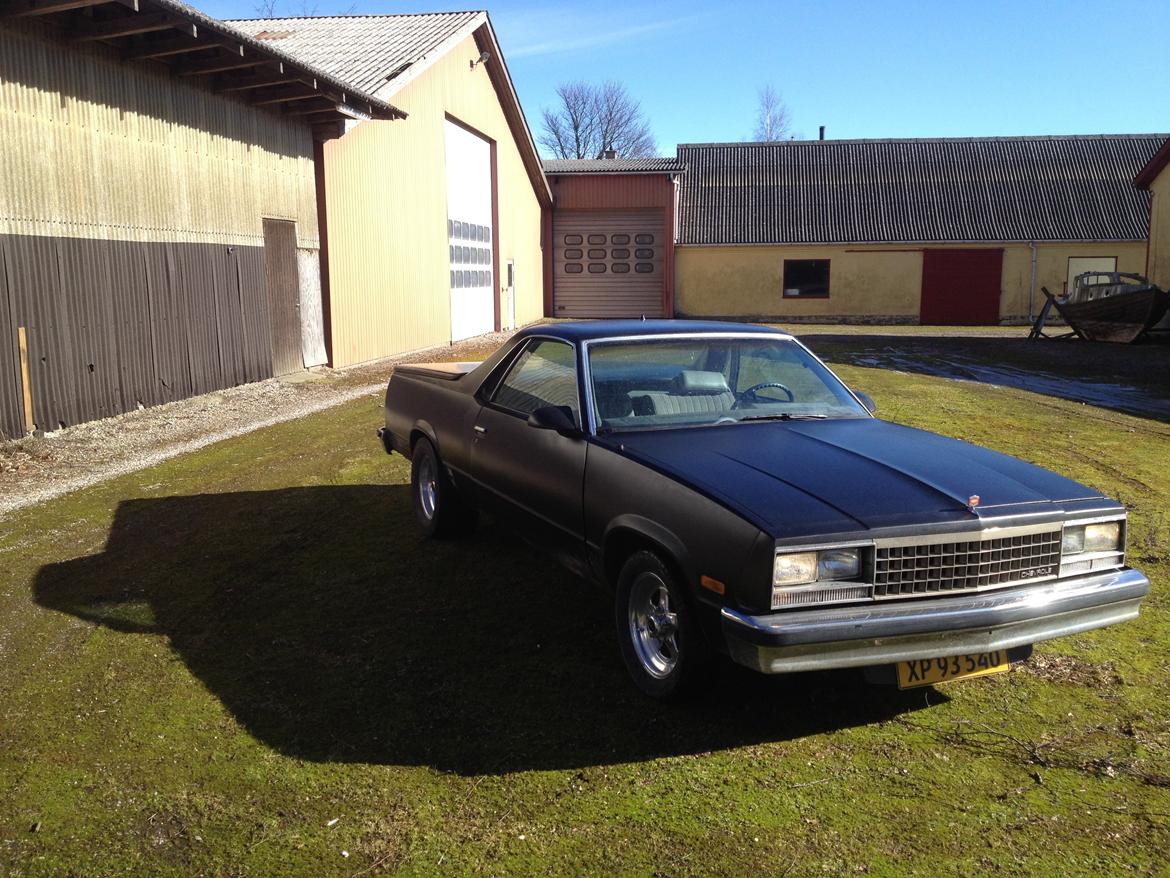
left=411, top=438, right=476, bottom=538
left=615, top=550, right=708, bottom=699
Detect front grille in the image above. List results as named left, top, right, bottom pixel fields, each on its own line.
left=874, top=530, right=1062, bottom=598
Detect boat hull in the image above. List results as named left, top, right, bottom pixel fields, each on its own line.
left=1061, top=288, right=1170, bottom=343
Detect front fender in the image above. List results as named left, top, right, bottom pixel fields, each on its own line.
left=603, top=514, right=698, bottom=588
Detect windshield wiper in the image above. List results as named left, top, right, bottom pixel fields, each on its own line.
left=738, top=413, right=828, bottom=422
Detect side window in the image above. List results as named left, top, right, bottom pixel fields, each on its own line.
left=491, top=339, right=580, bottom=423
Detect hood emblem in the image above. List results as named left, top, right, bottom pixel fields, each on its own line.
left=968, top=494, right=981, bottom=510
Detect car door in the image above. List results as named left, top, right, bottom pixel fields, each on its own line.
left=471, top=337, right=589, bottom=575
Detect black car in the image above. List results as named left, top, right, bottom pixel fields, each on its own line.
left=379, top=321, right=1149, bottom=698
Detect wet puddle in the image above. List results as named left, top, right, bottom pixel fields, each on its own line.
left=846, top=350, right=1170, bottom=420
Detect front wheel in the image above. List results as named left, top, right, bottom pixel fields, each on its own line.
left=411, top=438, right=476, bottom=538
left=615, top=550, right=708, bottom=699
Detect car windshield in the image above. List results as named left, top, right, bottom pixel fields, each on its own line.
left=587, top=335, right=868, bottom=432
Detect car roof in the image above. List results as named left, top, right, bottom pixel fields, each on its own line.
left=516, top=320, right=792, bottom=343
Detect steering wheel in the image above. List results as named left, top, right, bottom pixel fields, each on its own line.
left=734, top=382, right=794, bottom=408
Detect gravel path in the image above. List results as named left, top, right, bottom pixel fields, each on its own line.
left=0, top=330, right=516, bottom=516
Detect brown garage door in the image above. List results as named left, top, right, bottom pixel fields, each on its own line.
left=553, top=209, right=664, bottom=318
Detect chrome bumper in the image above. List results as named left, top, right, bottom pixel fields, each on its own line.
left=721, top=567, right=1150, bottom=674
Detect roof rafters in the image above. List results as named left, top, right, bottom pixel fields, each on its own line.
left=3, top=0, right=404, bottom=134
left=72, top=11, right=193, bottom=41
left=3, top=0, right=135, bottom=17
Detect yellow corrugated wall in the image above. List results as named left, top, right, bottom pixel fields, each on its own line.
left=0, top=22, right=318, bottom=248
left=1147, top=171, right=1170, bottom=291
left=676, top=241, right=1148, bottom=323
left=322, top=31, right=544, bottom=368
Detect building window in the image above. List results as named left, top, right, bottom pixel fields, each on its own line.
left=588, top=234, right=606, bottom=245
left=635, top=248, right=654, bottom=259
left=611, top=233, right=631, bottom=245
left=635, top=263, right=654, bottom=274
left=588, top=263, right=607, bottom=274
left=1066, top=256, right=1117, bottom=294
left=783, top=259, right=830, bottom=298
left=611, top=248, right=630, bottom=259
left=588, top=248, right=607, bottom=259
left=564, top=248, right=582, bottom=259
left=564, top=234, right=582, bottom=245
left=612, top=263, right=630, bottom=274
left=635, top=234, right=654, bottom=245
left=565, top=263, right=583, bottom=274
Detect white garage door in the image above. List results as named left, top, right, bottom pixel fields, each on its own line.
left=553, top=209, right=664, bottom=318
left=444, top=120, right=494, bottom=341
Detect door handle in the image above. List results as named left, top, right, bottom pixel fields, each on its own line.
left=473, top=425, right=487, bottom=436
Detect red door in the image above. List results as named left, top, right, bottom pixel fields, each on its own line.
left=920, top=249, right=1003, bottom=325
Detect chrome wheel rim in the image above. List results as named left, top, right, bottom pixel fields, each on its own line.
left=628, top=571, right=679, bottom=679
left=417, top=455, right=438, bottom=520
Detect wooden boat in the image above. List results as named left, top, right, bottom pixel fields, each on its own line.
left=1051, top=272, right=1169, bottom=343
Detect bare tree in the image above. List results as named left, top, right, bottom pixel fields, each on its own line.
left=251, top=0, right=324, bottom=16
left=753, top=84, right=792, bottom=142
left=539, top=80, right=657, bottom=159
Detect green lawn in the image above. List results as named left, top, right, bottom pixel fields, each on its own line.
left=1, top=355, right=1168, bottom=876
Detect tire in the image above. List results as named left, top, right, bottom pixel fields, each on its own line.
left=615, top=550, right=708, bottom=699
left=410, top=438, right=476, bottom=538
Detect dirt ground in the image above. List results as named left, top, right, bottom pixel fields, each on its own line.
left=0, top=329, right=515, bottom=516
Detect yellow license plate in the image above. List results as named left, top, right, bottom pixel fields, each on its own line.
left=896, top=650, right=1010, bottom=689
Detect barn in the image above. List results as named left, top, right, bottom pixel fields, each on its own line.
left=229, top=11, right=551, bottom=368
left=1135, top=136, right=1170, bottom=293
left=671, top=135, right=1165, bottom=325
left=0, top=0, right=400, bottom=439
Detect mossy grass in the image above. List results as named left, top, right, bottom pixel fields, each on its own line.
left=1, top=355, right=1167, bottom=876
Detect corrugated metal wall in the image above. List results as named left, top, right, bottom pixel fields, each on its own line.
left=0, top=21, right=319, bottom=437
left=0, top=22, right=318, bottom=247
left=0, top=236, right=272, bottom=436
left=321, top=32, right=544, bottom=368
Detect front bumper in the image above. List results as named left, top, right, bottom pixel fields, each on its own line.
left=722, top=567, right=1150, bottom=674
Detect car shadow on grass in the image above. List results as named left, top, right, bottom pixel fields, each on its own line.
left=33, top=485, right=940, bottom=775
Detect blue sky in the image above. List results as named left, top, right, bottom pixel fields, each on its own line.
left=205, top=0, right=1170, bottom=155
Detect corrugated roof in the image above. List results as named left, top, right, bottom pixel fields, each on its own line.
left=677, top=135, right=1167, bottom=246
left=1135, top=136, right=1170, bottom=188
left=543, top=157, right=684, bottom=174
left=227, top=12, right=483, bottom=96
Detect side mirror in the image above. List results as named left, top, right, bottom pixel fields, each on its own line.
left=527, top=405, right=582, bottom=437
left=855, top=391, right=877, bottom=414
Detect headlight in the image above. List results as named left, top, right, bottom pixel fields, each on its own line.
left=772, top=547, right=868, bottom=609
left=773, top=552, right=818, bottom=586
left=1062, top=522, right=1121, bottom=556
left=818, top=548, right=861, bottom=580
left=1059, top=519, right=1124, bottom=578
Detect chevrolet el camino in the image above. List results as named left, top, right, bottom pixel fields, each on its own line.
left=378, top=321, right=1150, bottom=698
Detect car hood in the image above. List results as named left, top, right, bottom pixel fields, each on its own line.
left=607, top=418, right=1107, bottom=541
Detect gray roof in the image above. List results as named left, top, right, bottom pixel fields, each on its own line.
left=227, top=11, right=484, bottom=96
left=543, top=157, right=684, bottom=174
left=677, top=135, right=1167, bottom=246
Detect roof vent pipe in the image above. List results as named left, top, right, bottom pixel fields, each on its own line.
left=819, top=126, right=825, bottom=141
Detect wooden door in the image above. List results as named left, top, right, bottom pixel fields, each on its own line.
left=263, top=218, right=302, bottom=376
left=920, top=249, right=1003, bottom=325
